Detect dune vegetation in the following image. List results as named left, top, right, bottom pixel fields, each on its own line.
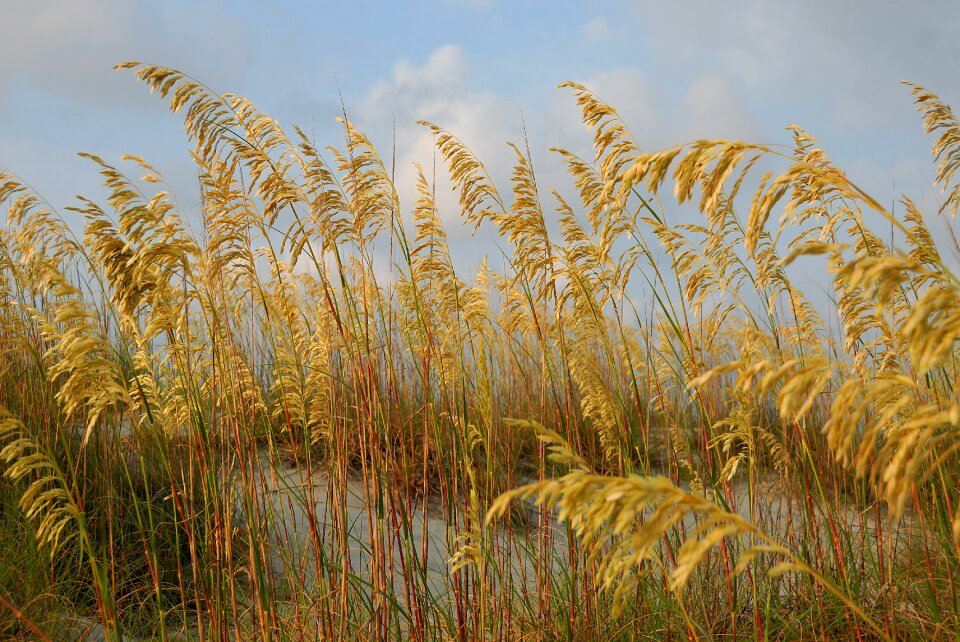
left=0, top=62, right=959, bottom=640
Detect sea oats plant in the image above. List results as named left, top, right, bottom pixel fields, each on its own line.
left=0, top=63, right=957, bottom=640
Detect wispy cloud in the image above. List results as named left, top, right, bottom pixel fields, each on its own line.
left=582, top=17, right=611, bottom=43
left=354, top=45, right=518, bottom=228
left=0, top=0, right=255, bottom=110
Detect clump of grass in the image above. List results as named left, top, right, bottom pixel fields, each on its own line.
left=0, top=62, right=957, bottom=640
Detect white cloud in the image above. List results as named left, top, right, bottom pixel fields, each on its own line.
left=678, top=74, right=759, bottom=142
left=639, top=0, right=960, bottom=129
left=363, top=45, right=470, bottom=109
left=350, top=52, right=670, bottom=255
left=582, top=17, right=611, bottom=43
left=354, top=45, right=521, bottom=235
left=0, top=0, right=256, bottom=109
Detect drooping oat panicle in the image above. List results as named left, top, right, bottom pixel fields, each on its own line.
left=418, top=121, right=505, bottom=231
left=908, top=83, right=960, bottom=217
left=0, top=411, right=83, bottom=557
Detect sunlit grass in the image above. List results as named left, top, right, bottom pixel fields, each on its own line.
left=0, top=64, right=957, bottom=640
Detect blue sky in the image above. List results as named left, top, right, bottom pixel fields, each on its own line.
left=2, top=0, right=959, bottom=275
